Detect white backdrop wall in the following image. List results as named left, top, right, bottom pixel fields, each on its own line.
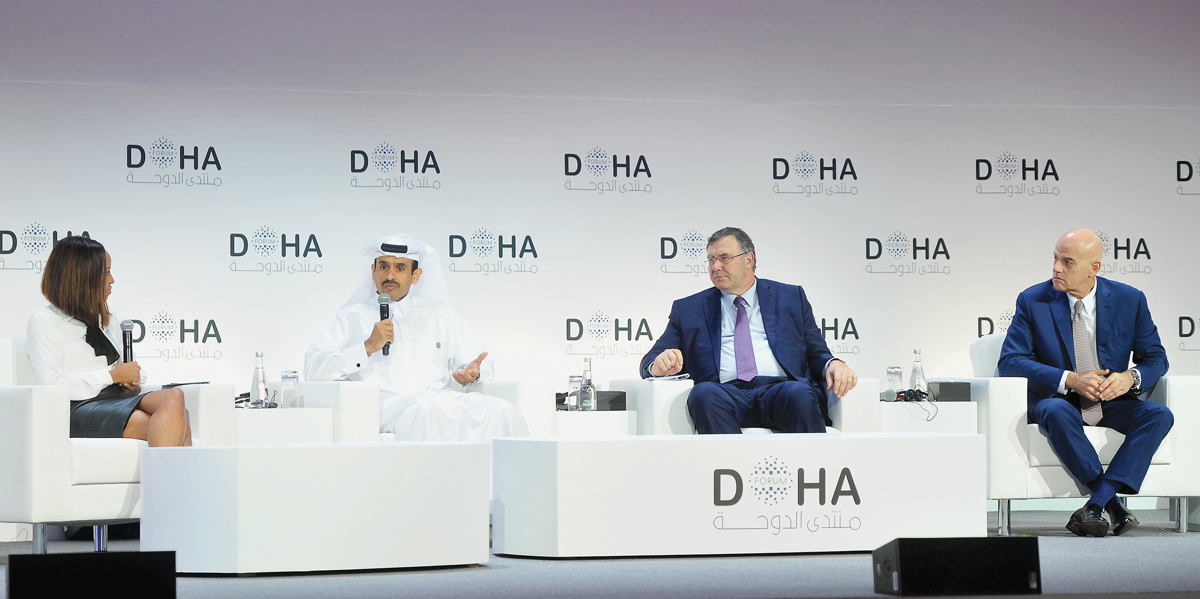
left=2, top=83, right=1198, bottom=395
left=1, top=1, right=1198, bottom=399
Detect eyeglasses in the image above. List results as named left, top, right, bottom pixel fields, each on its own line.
left=706, top=251, right=749, bottom=266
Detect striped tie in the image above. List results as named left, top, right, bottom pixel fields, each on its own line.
left=1073, top=299, right=1103, bottom=426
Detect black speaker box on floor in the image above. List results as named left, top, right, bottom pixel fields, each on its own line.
left=873, top=537, right=1040, bottom=596
left=8, top=551, right=175, bottom=599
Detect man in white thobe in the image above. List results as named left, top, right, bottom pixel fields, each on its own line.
left=304, top=234, right=528, bottom=441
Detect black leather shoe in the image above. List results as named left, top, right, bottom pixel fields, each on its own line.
left=1105, top=499, right=1140, bottom=536
left=1066, top=504, right=1109, bottom=537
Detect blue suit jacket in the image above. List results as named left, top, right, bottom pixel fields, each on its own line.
left=640, top=278, right=835, bottom=416
left=998, top=277, right=1168, bottom=412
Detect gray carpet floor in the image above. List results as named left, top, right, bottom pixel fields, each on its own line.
left=3, top=510, right=1200, bottom=598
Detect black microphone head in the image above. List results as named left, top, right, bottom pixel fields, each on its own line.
left=377, top=294, right=390, bottom=306
left=120, top=319, right=134, bottom=332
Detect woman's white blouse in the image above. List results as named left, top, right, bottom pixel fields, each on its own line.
left=26, top=305, right=121, bottom=400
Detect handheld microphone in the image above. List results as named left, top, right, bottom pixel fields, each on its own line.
left=120, top=320, right=134, bottom=363
left=377, top=294, right=390, bottom=356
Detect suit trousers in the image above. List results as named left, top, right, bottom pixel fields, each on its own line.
left=686, top=376, right=826, bottom=434
left=1030, top=395, right=1173, bottom=494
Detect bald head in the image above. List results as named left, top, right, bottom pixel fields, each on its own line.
left=1052, top=229, right=1102, bottom=299
left=1057, top=229, right=1103, bottom=263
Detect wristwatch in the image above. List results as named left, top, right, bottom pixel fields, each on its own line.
left=1129, top=368, right=1142, bottom=394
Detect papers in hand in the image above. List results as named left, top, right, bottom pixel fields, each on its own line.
left=648, top=373, right=690, bottom=381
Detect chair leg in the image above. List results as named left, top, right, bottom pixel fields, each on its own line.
left=1174, top=497, right=1190, bottom=534
left=94, top=524, right=108, bottom=552
left=997, top=499, right=1012, bottom=536
left=32, top=523, right=47, bottom=554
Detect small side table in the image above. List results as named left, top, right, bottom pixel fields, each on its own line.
left=555, top=411, right=638, bottom=438
left=233, top=408, right=333, bottom=445
left=879, top=401, right=977, bottom=434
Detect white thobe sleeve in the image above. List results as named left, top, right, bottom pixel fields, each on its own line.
left=447, top=308, right=494, bottom=386
left=303, top=309, right=372, bottom=382
left=26, top=311, right=114, bottom=399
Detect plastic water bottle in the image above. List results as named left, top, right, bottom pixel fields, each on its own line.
left=280, top=370, right=299, bottom=408
left=250, top=352, right=268, bottom=408
left=910, top=349, right=927, bottom=394
left=580, top=358, right=597, bottom=411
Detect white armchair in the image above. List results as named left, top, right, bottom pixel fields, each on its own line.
left=930, top=334, right=1200, bottom=535
left=608, top=377, right=881, bottom=434
left=0, top=337, right=235, bottom=553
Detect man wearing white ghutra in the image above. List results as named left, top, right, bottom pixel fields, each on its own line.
left=304, top=234, right=528, bottom=442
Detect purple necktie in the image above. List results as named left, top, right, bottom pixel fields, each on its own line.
left=734, top=296, right=758, bottom=382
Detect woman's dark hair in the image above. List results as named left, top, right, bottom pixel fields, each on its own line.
left=41, top=236, right=110, bottom=327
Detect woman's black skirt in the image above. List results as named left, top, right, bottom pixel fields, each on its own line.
left=69, top=384, right=147, bottom=438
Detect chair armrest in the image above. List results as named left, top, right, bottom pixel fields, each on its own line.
left=480, top=380, right=555, bottom=436
left=1150, top=375, right=1200, bottom=496
left=609, top=379, right=694, bottom=435
left=295, top=381, right=380, bottom=442
left=828, top=377, right=880, bottom=432
left=930, top=376, right=1028, bottom=500
left=0, top=386, right=72, bottom=523
left=180, top=384, right=236, bottom=447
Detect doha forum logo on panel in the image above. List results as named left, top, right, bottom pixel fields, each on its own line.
left=563, top=146, right=653, bottom=195
left=564, top=310, right=655, bottom=359
left=974, top=151, right=1059, bottom=197
left=446, top=227, right=540, bottom=276
left=712, top=457, right=862, bottom=536
left=228, top=226, right=325, bottom=276
left=771, top=151, right=859, bottom=198
left=126, top=137, right=224, bottom=188
left=349, top=142, right=442, bottom=191
left=122, top=310, right=225, bottom=363
left=863, top=230, right=951, bottom=277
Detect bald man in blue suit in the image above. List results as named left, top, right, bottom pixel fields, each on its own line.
left=640, top=227, right=858, bottom=434
left=999, top=229, right=1172, bottom=537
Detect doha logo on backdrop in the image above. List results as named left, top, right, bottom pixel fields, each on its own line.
left=771, top=151, right=859, bottom=197
left=126, top=137, right=223, bottom=188
left=349, top=142, right=442, bottom=191
left=563, top=146, right=653, bottom=195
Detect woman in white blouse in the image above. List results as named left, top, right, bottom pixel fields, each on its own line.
left=26, top=236, right=191, bottom=445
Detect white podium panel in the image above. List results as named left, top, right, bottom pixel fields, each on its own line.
left=493, top=433, right=986, bottom=558
left=141, top=442, right=490, bottom=574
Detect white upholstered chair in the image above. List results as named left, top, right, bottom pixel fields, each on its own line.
left=929, top=334, right=1200, bottom=535
left=608, top=377, right=882, bottom=434
left=0, top=337, right=236, bottom=553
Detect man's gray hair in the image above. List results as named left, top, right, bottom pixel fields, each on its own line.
left=707, top=227, right=756, bottom=270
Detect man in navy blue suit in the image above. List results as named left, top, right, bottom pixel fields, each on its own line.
left=999, top=229, right=1172, bottom=537
left=640, top=227, right=858, bottom=434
